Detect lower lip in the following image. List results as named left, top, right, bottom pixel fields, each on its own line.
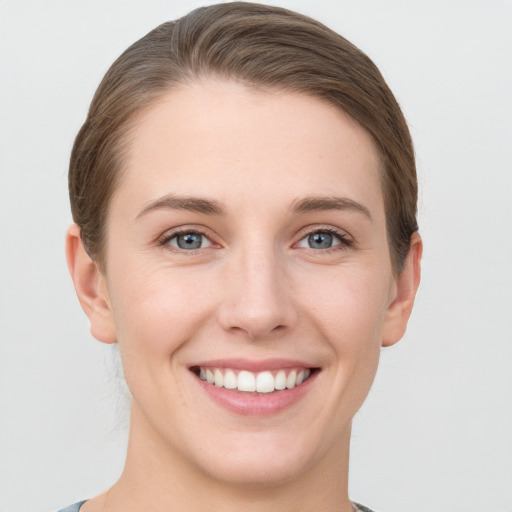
left=194, top=371, right=318, bottom=416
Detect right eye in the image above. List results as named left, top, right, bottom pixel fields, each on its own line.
left=166, top=231, right=212, bottom=250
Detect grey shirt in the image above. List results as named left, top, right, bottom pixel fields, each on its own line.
left=57, top=500, right=377, bottom=511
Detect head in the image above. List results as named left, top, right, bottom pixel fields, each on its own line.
left=66, top=1, right=421, bottom=494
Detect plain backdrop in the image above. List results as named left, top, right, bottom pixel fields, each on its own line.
left=0, top=1, right=511, bottom=511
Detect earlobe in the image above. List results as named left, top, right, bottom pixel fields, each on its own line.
left=382, top=232, right=422, bottom=347
left=65, top=224, right=117, bottom=344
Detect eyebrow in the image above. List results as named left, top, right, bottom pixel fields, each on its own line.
left=136, top=194, right=227, bottom=220
left=290, top=195, right=372, bottom=220
left=135, top=193, right=372, bottom=221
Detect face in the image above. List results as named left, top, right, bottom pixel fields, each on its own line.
left=95, top=80, right=405, bottom=486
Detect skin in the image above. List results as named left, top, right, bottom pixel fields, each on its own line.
left=67, top=80, right=422, bottom=512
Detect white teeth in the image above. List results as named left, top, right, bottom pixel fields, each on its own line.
left=214, top=368, right=224, bottom=387
left=286, top=370, right=297, bottom=389
left=274, top=370, right=286, bottom=390
left=223, top=369, right=237, bottom=389
left=237, top=370, right=256, bottom=392
left=197, top=366, right=312, bottom=393
left=256, top=371, right=274, bottom=393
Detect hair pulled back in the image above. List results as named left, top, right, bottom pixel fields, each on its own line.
left=69, top=1, right=418, bottom=272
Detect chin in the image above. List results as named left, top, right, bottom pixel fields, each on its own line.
left=196, top=444, right=316, bottom=488
left=179, top=422, right=347, bottom=490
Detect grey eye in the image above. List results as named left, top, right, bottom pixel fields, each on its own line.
left=297, top=231, right=342, bottom=250
left=169, top=232, right=211, bottom=250
left=308, top=232, right=334, bottom=249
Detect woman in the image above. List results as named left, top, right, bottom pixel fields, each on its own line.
left=62, top=2, right=421, bottom=511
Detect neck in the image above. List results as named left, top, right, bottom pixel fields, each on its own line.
left=103, top=403, right=354, bottom=512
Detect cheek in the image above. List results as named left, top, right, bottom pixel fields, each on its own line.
left=306, top=265, right=391, bottom=345
left=107, top=270, right=211, bottom=404
left=108, top=262, right=216, bottom=358
left=303, top=265, right=391, bottom=397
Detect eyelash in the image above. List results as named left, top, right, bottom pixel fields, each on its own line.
left=158, top=226, right=353, bottom=254
left=296, top=227, right=353, bottom=254
left=158, top=228, right=213, bottom=254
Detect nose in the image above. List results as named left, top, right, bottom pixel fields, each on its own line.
left=217, top=246, right=298, bottom=341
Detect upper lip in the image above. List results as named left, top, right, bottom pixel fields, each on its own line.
left=189, top=358, right=318, bottom=372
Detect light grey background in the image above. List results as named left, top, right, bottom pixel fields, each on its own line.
left=1, top=1, right=511, bottom=511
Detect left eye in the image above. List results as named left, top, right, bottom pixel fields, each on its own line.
left=168, top=232, right=212, bottom=250
left=297, top=231, right=343, bottom=250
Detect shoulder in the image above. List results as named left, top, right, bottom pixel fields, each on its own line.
left=353, top=502, right=379, bottom=512
left=55, top=501, right=87, bottom=512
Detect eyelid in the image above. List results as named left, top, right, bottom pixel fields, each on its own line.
left=158, top=225, right=220, bottom=251
left=156, top=224, right=353, bottom=253
left=168, top=232, right=212, bottom=250
left=293, top=225, right=354, bottom=250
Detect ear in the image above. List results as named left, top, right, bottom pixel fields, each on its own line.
left=65, top=224, right=117, bottom=344
left=382, top=232, right=422, bottom=347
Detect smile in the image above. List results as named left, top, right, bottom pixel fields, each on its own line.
left=189, top=359, right=319, bottom=415
left=196, top=367, right=312, bottom=393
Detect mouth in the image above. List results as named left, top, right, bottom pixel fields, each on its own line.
left=191, top=366, right=317, bottom=394
left=188, top=360, right=320, bottom=415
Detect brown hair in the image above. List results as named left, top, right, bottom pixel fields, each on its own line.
left=69, top=1, right=418, bottom=272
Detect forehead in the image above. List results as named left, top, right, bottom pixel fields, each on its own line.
left=114, top=80, right=383, bottom=218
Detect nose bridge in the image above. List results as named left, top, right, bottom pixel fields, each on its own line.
left=219, top=240, right=295, bottom=340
